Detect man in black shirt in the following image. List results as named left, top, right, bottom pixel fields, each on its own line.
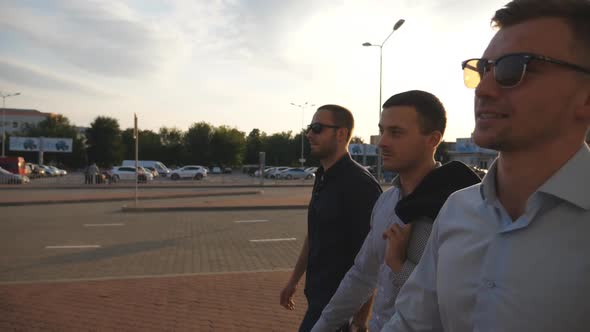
left=280, top=104, right=382, bottom=332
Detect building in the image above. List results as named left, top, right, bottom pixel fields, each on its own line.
left=1, top=108, right=53, bottom=134
left=448, top=137, right=498, bottom=169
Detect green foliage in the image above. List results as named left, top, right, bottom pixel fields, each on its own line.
left=86, top=116, right=123, bottom=168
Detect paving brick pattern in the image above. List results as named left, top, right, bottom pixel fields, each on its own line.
left=0, top=271, right=307, bottom=331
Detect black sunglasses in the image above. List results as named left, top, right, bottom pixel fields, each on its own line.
left=462, top=52, right=590, bottom=89
left=306, top=122, right=340, bottom=134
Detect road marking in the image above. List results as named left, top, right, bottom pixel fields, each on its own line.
left=249, top=238, right=296, bottom=243
left=45, top=245, right=101, bottom=249
left=234, top=219, right=269, bottom=223
left=84, top=223, right=125, bottom=227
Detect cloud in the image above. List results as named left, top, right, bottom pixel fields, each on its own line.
left=0, top=58, right=110, bottom=96
left=0, top=0, right=183, bottom=78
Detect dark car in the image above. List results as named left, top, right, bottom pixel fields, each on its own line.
left=55, top=140, right=69, bottom=151
left=24, top=139, right=37, bottom=150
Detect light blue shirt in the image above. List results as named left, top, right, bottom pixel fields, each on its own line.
left=382, top=144, right=590, bottom=332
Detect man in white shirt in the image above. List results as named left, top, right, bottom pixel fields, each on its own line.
left=311, top=90, right=481, bottom=332
left=383, top=0, right=590, bottom=331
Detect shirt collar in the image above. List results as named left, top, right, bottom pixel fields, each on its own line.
left=480, top=144, right=590, bottom=210
left=538, top=144, right=590, bottom=210
left=480, top=159, right=499, bottom=204
left=317, top=153, right=353, bottom=179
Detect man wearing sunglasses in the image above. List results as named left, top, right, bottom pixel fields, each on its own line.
left=280, top=104, right=382, bottom=332
left=310, top=91, right=481, bottom=332
left=383, top=0, right=590, bottom=331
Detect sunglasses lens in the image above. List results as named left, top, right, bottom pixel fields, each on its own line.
left=307, top=123, right=322, bottom=134
left=495, top=55, right=527, bottom=87
left=312, top=123, right=322, bottom=134
left=463, top=59, right=482, bottom=89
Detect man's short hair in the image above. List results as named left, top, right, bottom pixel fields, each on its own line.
left=492, top=0, right=590, bottom=65
left=317, top=104, right=354, bottom=141
left=382, top=90, right=447, bottom=136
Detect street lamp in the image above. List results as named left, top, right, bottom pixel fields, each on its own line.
left=1, top=91, right=21, bottom=157
left=291, top=102, right=315, bottom=168
left=363, top=18, right=405, bottom=181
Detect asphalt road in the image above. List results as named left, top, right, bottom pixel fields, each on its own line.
left=0, top=200, right=307, bottom=283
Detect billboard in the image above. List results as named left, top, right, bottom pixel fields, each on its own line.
left=348, top=144, right=378, bottom=156
left=9, top=137, right=73, bottom=153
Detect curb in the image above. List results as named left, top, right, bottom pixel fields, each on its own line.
left=1, top=183, right=315, bottom=190
left=121, top=204, right=308, bottom=213
left=0, top=190, right=263, bottom=207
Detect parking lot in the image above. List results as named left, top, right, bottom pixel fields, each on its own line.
left=0, top=185, right=316, bottom=330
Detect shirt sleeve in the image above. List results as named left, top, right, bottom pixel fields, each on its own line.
left=311, top=198, right=384, bottom=332
left=381, top=219, right=444, bottom=332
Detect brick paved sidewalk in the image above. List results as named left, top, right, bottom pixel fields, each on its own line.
left=0, top=271, right=307, bottom=331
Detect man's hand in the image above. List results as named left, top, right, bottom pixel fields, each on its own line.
left=383, top=223, right=413, bottom=273
left=280, top=280, right=298, bottom=310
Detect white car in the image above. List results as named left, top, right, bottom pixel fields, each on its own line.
left=170, top=165, right=208, bottom=180
left=110, top=166, right=153, bottom=183
left=0, top=166, right=30, bottom=184
left=49, top=165, right=67, bottom=176
left=278, top=168, right=315, bottom=180
left=40, top=165, right=60, bottom=176
left=304, top=167, right=318, bottom=174
left=266, top=166, right=290, bottom=179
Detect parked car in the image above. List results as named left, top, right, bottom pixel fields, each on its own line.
left=144, top=167, right=159, bottom=178
left=40, top=165, right=60, bottom=176
left=304, top=166, right=318, bottom=174
left=223, top=167, right=232, bottom=174
left=170, top=165, right=208, bottom=180
left=0, top=166, right=30, bottom=184
left=109, top=166, right=153, bottom=183
left=266, top=167, right=290, bottom=179
left=278, top=168, right=315, bottom=180
left=254, top=167, right=273, bottom=177
left=49, top=165, right=67, bottom=176
left=122, top=160, right=170, bottom=177
left=26, top=163, right=45, bottom=178
left=211, top=166, right=222, bottom=174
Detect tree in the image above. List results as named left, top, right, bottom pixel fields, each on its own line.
left=245, top=129, right=266, bottom=164
left=264, top=131, right=295, bottom=166
left=121, top=129, right=162, bottom=161
left=159, top=127, right=187, bottom=167
left=209, top=126, right=246, bottom=166
left=86, top=116, right=123, bottom=168
left=351, top=136, right=365, bottom=144
left=21, top=114, right=86, bottom=168
left=184, top=122, right=214, bottom=165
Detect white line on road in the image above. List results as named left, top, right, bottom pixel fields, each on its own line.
left=84, top=223, right=125, bottom=227
left=249, top=238, right=296, bottom=243
left=234, top=219, right=269, bottom=223
left=45, top=245, right=101, bottom=249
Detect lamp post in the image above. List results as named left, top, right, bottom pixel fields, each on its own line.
left=363, top=18, right=405, bottom=182
left=1, top=92, right=21, bottom=157
left=291, top=102, right=315, bottom=168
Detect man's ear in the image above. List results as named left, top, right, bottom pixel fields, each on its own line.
left=338, top=128, right=350, bottom=143
left=428, top=131, right=443, bottom=149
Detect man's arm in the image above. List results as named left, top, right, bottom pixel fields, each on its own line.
left=350, top=292, right=375, bottom=331
left=381, top=221, right=443, bottom=332
left=280, top=235, right=309, bottom=310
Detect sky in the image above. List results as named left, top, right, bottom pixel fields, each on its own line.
left=0, top=0, right=508, bottom=143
